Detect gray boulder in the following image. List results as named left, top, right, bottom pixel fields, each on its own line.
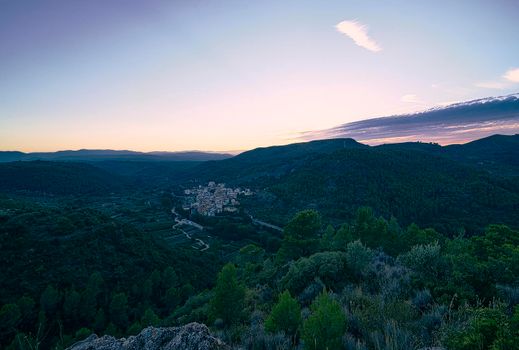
left=67, top=323, right=229, bottom=350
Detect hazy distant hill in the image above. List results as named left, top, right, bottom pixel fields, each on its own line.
left=0, top=149, right=232, bottom=162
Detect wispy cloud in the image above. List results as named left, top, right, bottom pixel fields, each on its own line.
left=504, top=68, right=519, bottom=83
left=335, top=20, right=381, bottom=52
left=475, top=81, right=506, bottom=89
left=297, top=94, right=519, bottom=145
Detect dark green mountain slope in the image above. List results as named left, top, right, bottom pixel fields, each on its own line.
left=252, top=148, right=518, bottom=233
left=445, top=134, right=519, bottom=175
left=0, top=161, right=127, bottom=195
left=176, top=138, right=367, bottom=183
left=183, top=135, right=519, bottom=233
left=378, top=134, right=519, bottom=176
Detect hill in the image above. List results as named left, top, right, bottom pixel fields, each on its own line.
left=0, top=161, right=127, bottom=195
left=0, top=149, right=232, bottom=163
left=175, top=138, right=367, bottom=183
left=184, top=135, right=519, bottom=233
left=378, top=134, right=519, bottom=176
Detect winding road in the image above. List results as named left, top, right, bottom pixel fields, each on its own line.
left=171, top=209, right=209, bottom=251
left=248, top=214, right=283, bottom=232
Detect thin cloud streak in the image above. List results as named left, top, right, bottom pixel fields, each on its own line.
left=335, top=20, right=382, bottom=52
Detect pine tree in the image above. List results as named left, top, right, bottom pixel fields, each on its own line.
left=265, top=290, right=301, bottom=339
left=209, top=263, right=245, bottom=326
left=109, top=293, right=129, bottom=330
left=302, top=291, right=346, bottom=350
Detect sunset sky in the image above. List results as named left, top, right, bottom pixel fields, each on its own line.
left=1, top=0, right=518, bottom=152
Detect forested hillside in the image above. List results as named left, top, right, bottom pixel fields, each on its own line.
left=185, top=135, right=519, bottom=233
left=0, top=161, right=127, bottom=195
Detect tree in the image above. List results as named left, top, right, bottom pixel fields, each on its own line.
left=209, top=263, right=245, bottom=326
left=164, top=287, right=180, bottom=313
left=278, top=210, right=321, bottom=261
left=109, top=293, right=129, bottom=330
left=63, top=288, right=81, bottom=325
left=265, top=290, right=301, bottom=339
left=40, top=285, right=60, bottom=316
left=141, top=308, right=160, bottom=327
left=320, top=224, right=335, bottom=250
left=162, top=267, right=179, bottom=290
left=17, top=296, right=36, bottom=329
left=281, top=252, right=348, bottom=295
left=150, top=270, right=162, bottom=290
left=284, top=210, right=322, bottom=239
left=302, top=291, right=346, bottom=350
left=345, top=240, right=374, bottom=279
left=93, top=308, right=106, bottom=333
left=398, top=242, right=442, bottom=285
left=79, top=272, right=103, bottom=322
left=0, top=304, right=21, bottom=337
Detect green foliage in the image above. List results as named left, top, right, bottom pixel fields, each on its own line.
left=39, top=285, right=60, bottom=316
left=445, top=307, right=518, bottom=350
left=398, top=242, right=442, bottom=280
left=109, top=293, right=129, bottom=330
left=284, top=210, right=322, bottom=240
left=63, top=288, right=81, bottom=324
left=0, top=304, right=21, bottom=337
left=162, top=267, right=179, bottom=290
left=74, top=327, right=92, bottom=341
left=277, top=210, right=321, bottom=261
left=265, top=290, right=301, bottom=337
left=209, top=264, right=245, bottom=326
left=141, top=308, right=160, bottom=327
left=345, top=240, right=374, bottom=278
left=302, top=291, right=347, bottom=350
left=281, top=252, right=348, bottom=295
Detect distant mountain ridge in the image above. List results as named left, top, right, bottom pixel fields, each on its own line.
left=0, top=149, right=232, bottom=162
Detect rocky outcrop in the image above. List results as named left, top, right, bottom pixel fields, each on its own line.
left=67, top=323, right=229, bottom=350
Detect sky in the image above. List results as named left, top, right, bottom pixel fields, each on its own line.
left=1, top=0, right=518, bottom=152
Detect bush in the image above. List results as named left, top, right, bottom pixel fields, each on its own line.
left=302, top=291, right=346, bottom=350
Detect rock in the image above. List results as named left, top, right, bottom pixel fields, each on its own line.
left=67, top=322, right=229, bottom=350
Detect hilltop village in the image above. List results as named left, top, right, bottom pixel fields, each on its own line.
left=182, top=181, right=253, bottom=216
